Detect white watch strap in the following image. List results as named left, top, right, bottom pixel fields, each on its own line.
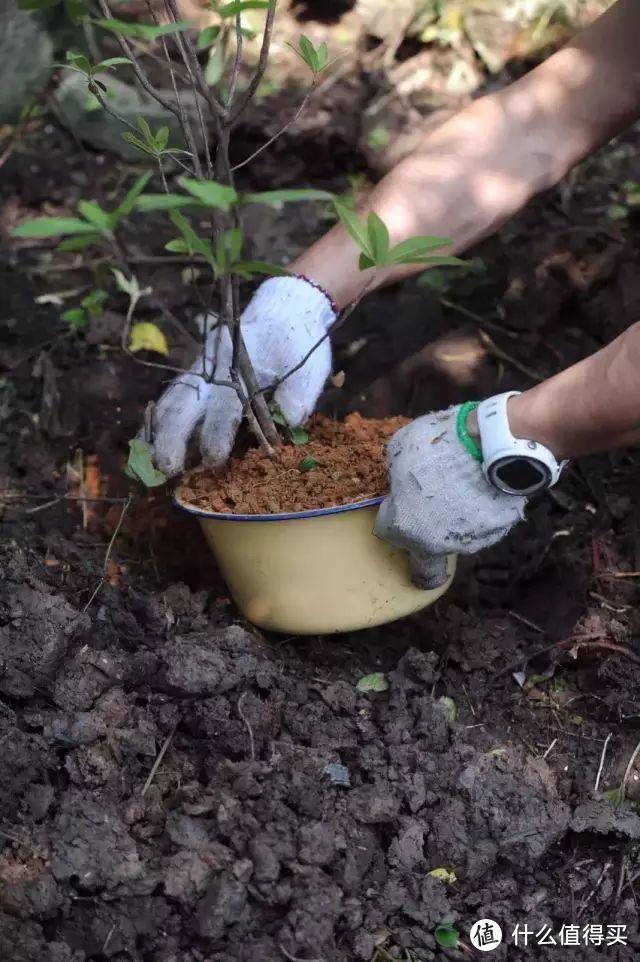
left=477, top=391, right=565, bottom=489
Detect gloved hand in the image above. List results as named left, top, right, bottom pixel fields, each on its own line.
left=151, top=276, right=336, bottom=476
left=375, top=404, right=527, bottom=588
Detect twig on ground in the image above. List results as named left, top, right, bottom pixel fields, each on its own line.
left=542, top=737, right=558, bottom=760
left=278, top=945, right=323, bottom=962
left=621, top=738, right=640, bottom=796
left=237, top=692, right=256, bottom=761
left=509, top=610, right=545, bottom=634
left=24, top=494, right=129, bottom=514
left=479, top=329, right=545, bottom=382
left=576, top=862, right=612, bottom=920
left=438, top=295, right=519, bottom=339
left=141, top=722, right=178, bottom=796
left=594, top=732, right=613, bottom=792
left=492, top=632, right=640, bottom=683
left=82, top=494, right=132, bottom=612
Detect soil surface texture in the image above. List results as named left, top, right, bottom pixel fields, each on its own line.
left=177, top=414, right=409, bottom=514
left=2, top=3, right=640, bottom=961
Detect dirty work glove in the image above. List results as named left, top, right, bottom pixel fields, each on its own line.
left=151, top=276, right=336, bottom=476
left=374, top=404, right=527, bottom=589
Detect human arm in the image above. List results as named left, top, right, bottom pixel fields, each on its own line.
left=495, top=321, right=640, bottom=459
left=376, top=321, right=640, bottom=586
left=295, top=0, right=640, bottom=307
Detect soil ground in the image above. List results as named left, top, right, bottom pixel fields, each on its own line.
left=2, top=4, right=640, bottom=960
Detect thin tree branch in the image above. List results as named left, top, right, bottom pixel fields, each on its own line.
left=231, top=83, right=315, bottom=172
left=229, top=0, right=277, bottom=123
left=164, top=0, right=225, bottom=123
left=145, top=0, right=201, bottom=178
left=88, top=83, right=141, bottom=136
left=97, top=0, right=202, bottom=164
left=250, top=278, right=374, bottom=403
left=226, top=12, right=243, bottom=108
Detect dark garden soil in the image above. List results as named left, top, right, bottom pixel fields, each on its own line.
left=2, top=10, right=640, bottom=961
left=177, top=414, right=409, bottom=514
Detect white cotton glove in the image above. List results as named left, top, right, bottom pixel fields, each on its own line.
left=151, top=276, right=336, bottom=476
left=374, top=405, right=527, bottom=589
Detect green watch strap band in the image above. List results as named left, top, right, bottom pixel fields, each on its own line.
left=456, top=401, right=482, bottom=462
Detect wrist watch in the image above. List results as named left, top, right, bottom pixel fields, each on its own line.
left=476, top=391, right=567, bottom=496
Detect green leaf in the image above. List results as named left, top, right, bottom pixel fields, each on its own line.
left=603, top=786, right=625, bottom=808
left=169, top=210, right=215, bottom=266
left=270, top=409, right=287, bottom=426
left=177, top=176, right=238, bottom=211
left=135, top=193, right=196, bottom=212
left=62, top=308, right=87, bottom=329
left=121, top=132, right=157, bottom=156
left=358, top=252, right=375, bottom=270
left=78, top=200, right=111, bottom=231
left=298, top=33, right=319, bottom=72
left=232, top=260, right=287, bottom=277
left=215, top=227, right=243, bottom=272
left=111, top=171, right=153, bottom=226
left=428, top=868, right=457, bottom=885
left=298, top=455, right=319, bottom=472
left=437, top=696, right=456, bottom=723
left=94, top=56, right=134, bottom=72
left=242, top=188, right=336, bottom=208
left=315, top=41, right=329, bottom=71
left=334, top=200, right=372, bottom=259
left=205, top=41, right=226, bottom=86
left=218, top=0, right=271, bottom=14
left=93, top=17, right=194, bottom=40
left=154, top=126, right=169, bottom=151
left=366, top=211, right=390, bottom=265
left=165, top=238, right=190, bottom=254
left=81, top=288, right=108, bottom=316
left=12, top=216, right=99, bottom=238
left=65, top=50, right=91, bottom=74
left=386, top=235, right=450, bottom=265
left=125, top=439, right=167, bottom=488
left=136, top=114, right=154, bottom=147
left=290, top=427, right=309, bottom=446
left=198, top=24, right=221, bottom=48
left=607, top=204, right=628, bottom=221
left=111, top=267, right=140, bottom=298
left=129, top=322, right=169, bottom=356
left=56, top=232, right=102, bottom=252
left=435, top=924, right=460, bottom=949
left=356, top=672, right=389, bottom=693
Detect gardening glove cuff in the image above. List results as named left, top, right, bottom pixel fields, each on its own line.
left=375, top=404, right=527, bottom=587
left=151, top=275, right=337, bottom=477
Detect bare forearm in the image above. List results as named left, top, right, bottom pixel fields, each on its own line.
left=507, top=322, right=640, bottom=459
left=295, top=0, right=640, bottom=308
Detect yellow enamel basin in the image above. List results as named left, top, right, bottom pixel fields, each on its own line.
left=174, top=494, right=456, bottom=635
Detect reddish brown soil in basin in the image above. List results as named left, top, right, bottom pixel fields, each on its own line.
left=177, top=413, right=409, bottom=515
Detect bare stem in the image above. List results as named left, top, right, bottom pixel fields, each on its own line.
left=231, top=83, right=315, bottom=172
left=97, top=0, right=202, bottom=164
left=226, top=12, right=243, bottom=109
left=250, top=278, right=374, bottom=403
left=229, top=0, right=277, bottom=123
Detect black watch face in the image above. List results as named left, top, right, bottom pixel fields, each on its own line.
left=490, top=457, right=551, bottom=495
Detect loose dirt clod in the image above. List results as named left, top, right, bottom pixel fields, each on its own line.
left=177, top=413, right=409, bottom=515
